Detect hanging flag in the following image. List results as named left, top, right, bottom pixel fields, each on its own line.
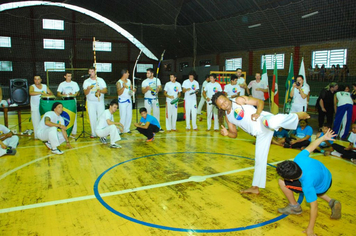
left=284, top=54, right=294, bottom=112
left=261, top=56, right=269, bottom=100
left=271, top=56, right=279, bottom=114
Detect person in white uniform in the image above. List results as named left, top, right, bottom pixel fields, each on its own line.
left=164, top=74, right=182, bottom=131
left=236, top=68, right=247, bottom=96
left=203, top=74, right=222, bottom=131
left=212, top=92, right=310, bottom=194
left=29, top=75, right=53, bottom=139
left=116, top=69, right=135, bottom=134
left=37, top=102, right=72, bottom=155
left=57, top=72, right=80, bottom=135
left=0, top=124, right=18, bottom=156
left=247, top=72, right=268, bottom=100
left=197, top=75, right=210, bottom=116
left=95, top=100, right=123, bottom=148
left=141, top=68, right=162, bottom=129
left=290, top=75, right=310, bottom=113
left=83, top=67, right=107, bottom=138
left=224, top=75, right=241, bottom=99
left=182, top=71, right=200, bottom=130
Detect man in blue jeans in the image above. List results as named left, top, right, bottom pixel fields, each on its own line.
left=276, top=129, right=341, bottom=236
left=134, top=107, right=160, bottom=142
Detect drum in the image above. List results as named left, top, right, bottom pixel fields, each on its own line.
left=41, top=94, right=56, bottom=100
left=62, top=95, right=76, bottom=100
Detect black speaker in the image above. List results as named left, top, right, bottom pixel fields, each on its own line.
left=10, top=79, right=29, bottom=105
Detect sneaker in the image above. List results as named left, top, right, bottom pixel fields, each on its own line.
left=278, top=204, right=302, bottom=215
left=146, top=137, right=154, bottom=142
left=51, top=149, right=63, bottom=155
left=99, top=137, right=107, bottom=144
left=43, top=141, right=52, bottom=150
left=331, top=151, right=342, bottom=157
left=329, top=199, right=341, bottom=219
left=159, top=129, right=164, bottom=133
left=283, top=143, right=291, bottom=148
left=27, top=130, right=33, bottom=136
left=90, top=135, right=97, bottom=138
left=110, top=143, right=122, bottom=148
left=351, top=158, right=356, bottom=164
left=6, top=149, right=16, bottom=155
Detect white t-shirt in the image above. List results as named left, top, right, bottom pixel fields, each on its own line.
left=96, top=109, right=113, bottom=130
left=182, top=79, right=200, bottom=101
left=201, top=80, right=209, bottom=95
left=142, top=78, right=161, bottom=98
left=336, top=91, right=353, bottom=106
left=164, top=81, right=182, bottom=102
left=291, top=85, right=310, bottom=107
left=117, top=79, right=132, bottom=100
left=30, top=84, right=48, bottom=111
left=0, top=124, right=10, bottom=135
left=224, top=84, right=241, bottom=97
left=57, top=81, right=80, bottom=95
left=37, top=111, right=64, bottom=132
left=237, top=77, right=246, bottom=96
left=248, top=80, right=268, bottom=101
left=83, top=77, right=107, bottom=102
left=204, top=82, right=222, bottom=99
left=348, top=132, right=356, bottom=152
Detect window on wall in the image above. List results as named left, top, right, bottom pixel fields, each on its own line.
left=42, top=19, right=64, bottom=30
left=95, top=63, right=112, bottom=72
left=312, top=49, right=347, bottom=68
left=43, top=39, right=65, bottom=49
left=261, top=54, right=285, bottom=69
left=0, top=36, right=11, bottom=47
left=93, top=41, right=112, bottom=52
left=0, top=61, right=13, bottom=71
left=44, top=62, right=65, bottom=72
left=199, top=60, right=211, bottom=67
left=225, top=58, right=242, bottom=71
left=137, top=64, right=154, bottom=73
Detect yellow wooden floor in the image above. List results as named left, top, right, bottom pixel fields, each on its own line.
left=0, top=107, right=355, bottom=236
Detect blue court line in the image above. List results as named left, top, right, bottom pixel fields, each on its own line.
left=93, top=152, right=304, bottom=233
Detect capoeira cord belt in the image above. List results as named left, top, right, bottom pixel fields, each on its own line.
left=144, top=98, right=157, bottom=105
left=118, top=98, right=131, bottom=103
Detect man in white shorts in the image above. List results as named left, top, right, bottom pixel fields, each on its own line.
left=83, top=67, right=107, bottom=138
left=164, top=74, right=182, bottom=131
left=212, top=92, right=310, bottom=194
left=37, top=102, right=72, bottom=155
left=95, top=100, right=123, bottom=148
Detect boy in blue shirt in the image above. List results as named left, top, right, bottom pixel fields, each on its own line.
left=315, top=123, right=334, bottom=154
left=276, top=129, right=341, bottom=236
left=134, top=107, right=161, bottom=142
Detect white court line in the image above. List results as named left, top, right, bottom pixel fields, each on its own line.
left=0, top=143, right=99, bottom=181
left=0, top=159, right=288, bottom=214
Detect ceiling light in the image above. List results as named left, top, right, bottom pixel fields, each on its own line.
left=301, top=11, right=319, bottom=19
left=248, top=23, right=261, bottom=29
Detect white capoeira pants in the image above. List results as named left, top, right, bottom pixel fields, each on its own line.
left=38, top=127, right=65, bottom=150
left=0, top=135, right=19, bottom=156
left=206, top=102, right=219, bottom=130
left=119, top=99, right=132, bottom=133
left=253, top=113, right=299, bottom=188
left=144, top=98, right=160, bottom=124
left=197, top=96, right=206, bottom=115
left=165, top=101, right=178, bottom=131
left=184, top=100, right=197, bottom=129
left=290, top=103, right=307, bottom=113
left=87, top=100, right=105, bottom=137
left=96, top=125, right=121, bottom=145
left=31, top=110, right=41, bottom=139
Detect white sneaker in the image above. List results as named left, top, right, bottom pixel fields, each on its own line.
left=100, top=137, right=107, bottom=144
left=43, top=141, right=52, bottom=150
left=331, top=151, right=342, bottom=157
left=52, top=149, right=64, bottom=155
left=110, top=144, right=122, bottom=148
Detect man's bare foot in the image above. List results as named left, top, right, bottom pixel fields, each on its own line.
left=295, top=112, right=310, bottom=120
left=240, top=186, right=260, bottom=194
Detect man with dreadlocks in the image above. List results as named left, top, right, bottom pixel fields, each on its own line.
left=211, top=92, right=310, bottom=194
